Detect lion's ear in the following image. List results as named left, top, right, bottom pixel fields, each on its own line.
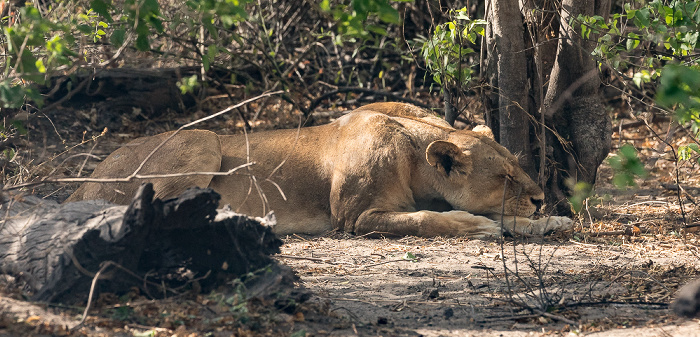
left=472, top=125, right=494, bottom=139
left=426, top=140, right=470, bottom=176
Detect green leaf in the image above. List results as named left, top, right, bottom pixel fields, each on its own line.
left=289, top=330, right=307, bottom=337
left=378, top=5, right=399, bottom=24
left=679, top=146, right=694, bottom=160
left=11, top=120, right=26, bottom=135
left=35, top=59, right=46, bottom=73
left=77, top=24, right=92, bottom=34
left=632, top=71, right=650, bottom=88
left=626, top=32, right=640, bottom=50
left=110, top=29, right=125, bottom=46
left=568, top=181, right=593, bottom=213
left=608, top=144, right=647, bottom=188
left=135, top=34, right=150, bottom=51
left=0, top=83, right=25, bottom=108
left=202, top=54, right=210, bottom=71
left=90, top=0, right=113, bottom=23
left=366, top=25, right=388, bottom=35
left=689, top=143, right=700, bottom=153
left=634, top=8, right=651, bottom=27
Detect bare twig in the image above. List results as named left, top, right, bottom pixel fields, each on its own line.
left=361, top=258, right=414, bottom=269
left=74, top=262, right=111, bottom=329
left=5, top=91, right=283, bottom=192
left=3, top=162, right=255, bottom=191
left=275, top=254, right=331, bottom=263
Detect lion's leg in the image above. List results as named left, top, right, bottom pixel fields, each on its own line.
left=487, top=214, right=573, bottom=236
left=353, top=209, right=503, bottom=238
left=66, top=130, right=222, bottom=204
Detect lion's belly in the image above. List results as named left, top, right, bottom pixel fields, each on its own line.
left=213, top=132, right=335, bottom=235
left=210, top=173, right=334, bottom=235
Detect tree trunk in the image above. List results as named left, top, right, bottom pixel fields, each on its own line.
left=542, top=0, right=612, bottom=213
left=443, top=87, right=456, bottom=126
left=485, top=0, right=536, bottom=179
left=484, top=0, right=612, bottom=214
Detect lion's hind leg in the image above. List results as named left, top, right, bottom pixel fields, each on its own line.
left=65, top=130, right=222, bottom=204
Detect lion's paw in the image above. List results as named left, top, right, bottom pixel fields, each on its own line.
left=531, top=216, right=573, bottom=235
left=439, top=211, right=502, bottom=238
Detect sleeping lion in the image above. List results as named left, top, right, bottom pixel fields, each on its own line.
left=67, top=102, right=572, bottom=238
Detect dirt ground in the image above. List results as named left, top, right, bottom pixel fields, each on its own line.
left=1, top=102, right=700, bottom=336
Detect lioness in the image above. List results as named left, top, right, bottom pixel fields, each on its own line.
left=67, top=102, right=572, bottom=238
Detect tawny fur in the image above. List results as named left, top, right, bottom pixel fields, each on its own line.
left=67, top=102, right=572, bottom=238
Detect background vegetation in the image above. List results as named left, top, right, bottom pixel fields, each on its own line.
left=0, top=0, right=699, bottom=213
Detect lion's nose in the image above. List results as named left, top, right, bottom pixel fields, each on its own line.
left=531, top=197, right=543, bottom=211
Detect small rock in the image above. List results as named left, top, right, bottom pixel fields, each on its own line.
left=425, top=289, right=439, bottom=299
left=443, top=307, right=454, bottom=319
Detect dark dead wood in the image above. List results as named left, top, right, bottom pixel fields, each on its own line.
left=0, top=183, right=284, bottom=304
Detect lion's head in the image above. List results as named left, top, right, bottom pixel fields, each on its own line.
left=425, top=128, right=544, bottom=218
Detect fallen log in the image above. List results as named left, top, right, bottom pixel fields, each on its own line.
left=0, top=183, right=284, bottom=304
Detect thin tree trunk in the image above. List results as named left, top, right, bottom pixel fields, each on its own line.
left=486, top=0, right=535, bottom=178
left=443, top=87, right=456, bottom=126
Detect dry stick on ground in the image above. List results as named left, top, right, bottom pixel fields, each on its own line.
left=360, top=258, right=415, bottom=269
left=75, top=262, right=112, bottom=328
left=494, top=177, right=577, bottom=324
left=3, top=91, right=284, bottom=192
left=73, top=259, right=208, bottom=330
left=275, top=254, right=332, bottom=263
left=606, top=270, right=673, bottom=300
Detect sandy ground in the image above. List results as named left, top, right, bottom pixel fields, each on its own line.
left=278, top=226, right=700, bottom=336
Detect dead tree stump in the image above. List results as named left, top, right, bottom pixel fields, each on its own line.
left=0, top=184, right=283, bottom=303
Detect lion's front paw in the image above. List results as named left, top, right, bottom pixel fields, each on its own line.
left=436, top=211, right=501, bottom=238
left=531, top=216, right=573, bottom=235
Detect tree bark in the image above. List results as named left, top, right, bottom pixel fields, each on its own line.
left=0, top=184, right=285, bottom=303
left=486, top=0, right=536, bottom=179
left=484, top=0, right=612, bottom=214
left=542, top=0, right=612, bottom=212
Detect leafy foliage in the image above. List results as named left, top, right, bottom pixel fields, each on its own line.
left=582, top=1, right=700, bottom=88
left=568, top=181, right=594, bottom=214
left=323, top=0, right=409, bottom=42
left=607, top=144, right=647, bottom=188
left=0, top=0, right=410, bottom=111
left=420, top=7, right=485, bottom=90
left=581, top=1, right=700, bottom=182
left=657, top=64, right=700, bottom=126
